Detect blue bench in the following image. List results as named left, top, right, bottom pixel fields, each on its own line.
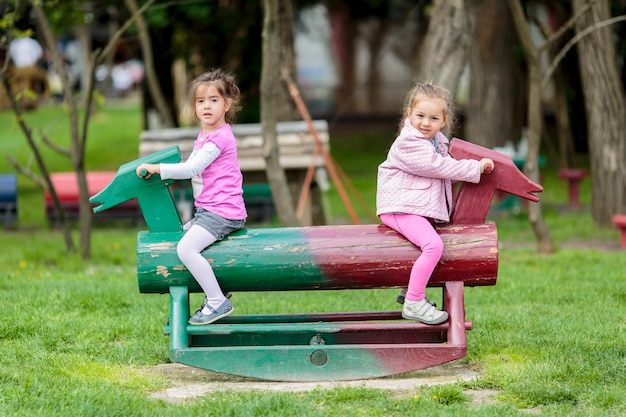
left=0, top=173, right=18, bottom=229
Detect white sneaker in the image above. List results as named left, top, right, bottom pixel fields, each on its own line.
left=402, top=298, right=449, bottom=325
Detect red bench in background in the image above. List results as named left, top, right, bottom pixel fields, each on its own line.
left=45, top=172, right=142, bottom=225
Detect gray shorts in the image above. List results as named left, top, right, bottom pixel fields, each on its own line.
left=188, top=208, right=245, bottom=240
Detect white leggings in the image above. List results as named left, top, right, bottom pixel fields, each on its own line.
left=176, top=224, right=226, bottom=308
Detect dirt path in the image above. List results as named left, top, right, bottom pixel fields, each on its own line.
left=148, top=362, right=478, bottom=403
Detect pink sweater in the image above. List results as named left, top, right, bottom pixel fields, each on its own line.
left=376, top=120, right=481, bottom=222
left=160, top=124, right=247, bottom=221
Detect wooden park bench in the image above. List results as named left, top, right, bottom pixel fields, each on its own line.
left=0, top=173, right=18, bottom=229
left=45, top=172, right=142, bottom=225
left=90, top=138, right=543, bottom=382
left=139, top=120, right=329, bottom=225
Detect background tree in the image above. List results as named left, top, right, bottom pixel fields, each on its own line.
left=276, top=0, right=299, bottom=122
left=124, top=0, right=174, bottom=128
left=572, top=0, right=626, bottom=227
left=261, top=0, right=299, bottom=226
left=465, top=0, right=524, bottom=149
left=506, top=0, right=562, bottom=253
left=1, top=0, right=153, bottom=258
left=141, top=0, right=263, bottom=127
left=413, top=0, right=481, bottom=97
left=0, top=4, right=76, bottom=252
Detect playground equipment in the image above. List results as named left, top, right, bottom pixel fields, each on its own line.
left=90, top=138, right=542, bottom=382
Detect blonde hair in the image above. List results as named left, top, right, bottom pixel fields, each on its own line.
left=400, top=82, right=455, bottom=137
left=185, top=68, right=242, bottom=124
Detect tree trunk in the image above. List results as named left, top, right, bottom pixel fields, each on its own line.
left=261, top=0, right=298, bottom=226
left=329, top=3, right=355, bottom=117
left=30, top=0, right=155, bottom=258
left=526, top=63, right=555, bottom=253
left=553, top=67, right=576, bottom=168
left=0, top=75, right=75, bottom=252
left=413, top=0, right=481, bottom=96
left=31, top=2, right=81, bottom=254
left=466, top=0, right=523, bottom=148
left=572, top=0, right=626, bottom=226
left=276, top=0, right=299, bottom=122
left=365, top=19, right=388, bottom=109
left=125, top=0, right=175, bottom=128
left=506, top=0, right=555, bottom=253
left=74, top=24, right=91, bottom=98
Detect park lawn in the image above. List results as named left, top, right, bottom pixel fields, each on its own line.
left=0, top=228, right=624, bottom=416
left=1, top=101, right=625, bottom=416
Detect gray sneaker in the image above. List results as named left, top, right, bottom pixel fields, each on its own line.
left=402, top=298, right=448, bottom=325
left=396, top=288, right=408, bottom=304
left=396, top=288, right=437, bottom=309
left=188, top=299, right=234, bottom=325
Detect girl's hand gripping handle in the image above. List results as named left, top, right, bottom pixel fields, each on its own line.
left=480, top=158, right=494, bottom=174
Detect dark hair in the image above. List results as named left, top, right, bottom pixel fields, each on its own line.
left=400, top=82, right=455, bottom=136
left=188, top=68, right=242, bottom=124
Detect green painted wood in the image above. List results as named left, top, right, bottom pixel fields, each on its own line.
left=171, top=343, right=467, bottom=382
left=169, top=286, right=190, bottom=351
left=89, top=145, right=183, bottom=232
left=137, top=228, right=326, bottom=293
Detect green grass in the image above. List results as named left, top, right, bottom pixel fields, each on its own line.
left=1, top=102, right=625, bottom=416
left=1, top=98, right=142, bottom=227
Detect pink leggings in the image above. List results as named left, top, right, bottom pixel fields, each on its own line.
left=379, top=213, right=443, bottom=302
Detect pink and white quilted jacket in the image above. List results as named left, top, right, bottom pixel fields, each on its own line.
left=376, top=120, right=481, bottom=222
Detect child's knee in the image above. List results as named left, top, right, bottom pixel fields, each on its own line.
left=422, top=238, right=444, bottom=258
left=176, top=242, right=188, bottom=261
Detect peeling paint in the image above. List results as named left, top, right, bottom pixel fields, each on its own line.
left=148, top=242, right=176, bottom=250
left=156, top=265, right=170, bottom=278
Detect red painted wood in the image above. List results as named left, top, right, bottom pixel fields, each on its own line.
left=46, top=172, right=139, bottom=220
left=449, top=138, right=543, bottom=224
left=46, top=172, right=119, bottom=203
left=558, top=168, right=588, bottom=207
left=612, top=214, right=626, bottom=249
left=365, top=344, right=468, bottom=376
left=444, top=281, right=466, bottom=346
left=303, top=223, right=498, bottom=289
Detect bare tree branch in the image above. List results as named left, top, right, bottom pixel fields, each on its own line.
left=543, top=14, right=626, bottom=88
left=78, top=53, right=99, bottom=157
left=31, top=2, right=79, bottom=131
left=5, top=155, right=46, bottom=188
left=0, top=74, right=75, bottom=251
left=99, top=0, right=156, bottom=64
left=40, top=129, right=72, bottom=157
left=124, top=0, right=175, bottom=127
left=508, top=0, right=539, bottom=63
left=539, top=1, right=593, bottom=52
